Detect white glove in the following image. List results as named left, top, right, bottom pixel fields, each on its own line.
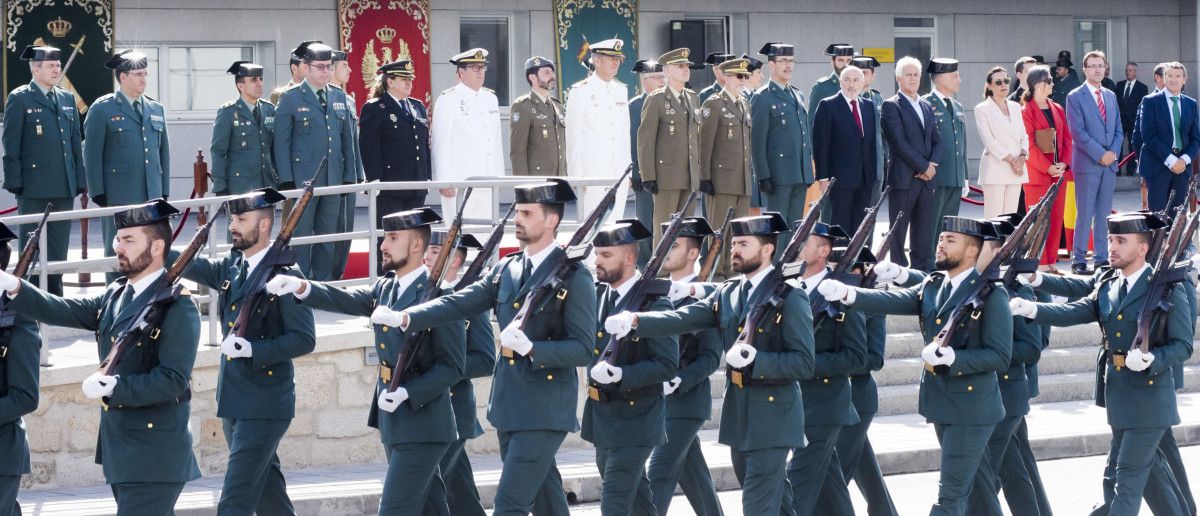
left=1009, top=298, right=1037, bottom=319
left=872, top=261, right=906, bottom=284
left=1125, top=349, right=1155, bottom=372
left=499, top=324, right=534, bottom=356
left=817, top=279, right=850, bottom=302
left=668, top=282, right=693, bottom=303
left=934, top=346, right=956, bottom=366
left=589, top=362, right=623, bottom=384
left=377, top=387, right=409, bottom=413
left=221, top=335, right=253, bottom=358
left=605, top=311, right=636, bottom=339
left=726, top=343, right=757, bottom=368
left=962, top=181, right=971, bottom=198
left=370, top=306, right=406, bottom=328
left=920, top=342, right=942, bottom=365
left=265, top=275, right=305, bottom=296
left=663, top=376, right=682, bottom=395
left=0, top=270, right=17, bottom=294
left=82, top=372, right=118, bottom=399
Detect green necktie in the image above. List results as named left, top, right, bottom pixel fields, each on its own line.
left=1119, top=279, right=1129, bottom=299
left=520, top=258, right=533, bottom=289
left=317, top=88, right=327, bottom=111
left=134, top=99, right=143, bottom=123
left=46, top=89, right=56, bottom=112
left=1172, top=97, right=1183, bottom=149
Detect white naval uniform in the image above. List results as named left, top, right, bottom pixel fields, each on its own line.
left=431, top=82, right=503, bottom=218
left=565, top=74, right=632, bottom=223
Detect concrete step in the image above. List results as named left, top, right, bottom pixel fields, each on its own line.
left=882, top=319, right=1105, bottom=359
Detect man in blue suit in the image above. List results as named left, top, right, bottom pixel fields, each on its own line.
left=1136, top=61, right=1200, bottom=214
left=630, top=59, right=666, bottom=269
left=812, top=66, right=877, bottom=233
left=1066, top=50, right=1124, bottom=275
left=880, top=57, right=942, bottom=271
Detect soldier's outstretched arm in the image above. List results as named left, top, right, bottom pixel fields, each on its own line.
left=634, top=287, right=721, bottom=337
left=751, top=287, right=815, bottom=381
left=106, top=298, right=198, bottom=408
left=945, top=286, right=1013, bottom=376
left=300, top=280, right=375, bottom=317
left=405, top=274, right=498, bottom=332
left=404, top=319, right=467, bottom=411
left=849, top=284, right=922, bottom=316
left=1031, top=292, right=1097, bottom=327
left=1034, top=272, right=1096, bottom=300
left=6, top=279, right=104, bottom=331
left=175, top=252, right=225, bottom=289
left=525, top=266, right=596, bottom=369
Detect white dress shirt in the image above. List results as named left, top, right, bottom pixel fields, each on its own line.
left=902, top=92, right=925, bottom=127
left=1161, top=91, right=1193, bottom=168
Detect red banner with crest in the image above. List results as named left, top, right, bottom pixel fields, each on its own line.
left=337, top=0, right=431, bottom=107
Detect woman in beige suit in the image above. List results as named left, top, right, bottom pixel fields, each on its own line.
left=974, top=66, right=1030, bottom=217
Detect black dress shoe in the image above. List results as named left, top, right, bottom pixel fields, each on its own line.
left=1071, top=263, right=1093, bottom=275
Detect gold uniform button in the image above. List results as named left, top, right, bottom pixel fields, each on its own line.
left=935, top=318, right=942, bottom=325
left=1149, top=380, right=1155, bottom=385
left=546, top=374, right=554, bottom=380
left=227, top=322, right=234, bottom=328
left=967, top=385, right=974, bottom=392
left=508, top=359, right=516, bottom=366
left=757, top=328, right=764, bottom=333
left=628, top=400, right=636, bottom=406
left=382, top=326, right=389, bottom=332
left=267, top=371, right=273, bottom=376
left=1115, top=332, right=1121, bottom=338
left=230, top=304, right=236, bottom=311
left=1003, top=374, right=1009, bottom=380
left=146, top=423, right=154, bottom=429
left=1116, top=314, right=1123, bottom=320
left=597, top=331, right=604, bottom=337
left=737, top=326, right=743, bottom=332
left=380, top=343, right=386, bottom=349
left=594, top=349, right=600, bottom=355
left=823, top=378, right=829, bottom=384
left=768, top=396, right=775, bottom=402
left=513, top=302, right=521, bottom=309
left=226, top=356, right=232, bottom=362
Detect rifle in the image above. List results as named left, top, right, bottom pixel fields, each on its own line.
left=456, top=203, right=515, bottom=291
left=997, top=177, right=1065, bottom=291
left=507, top=167, right=632, bottom=350
left=1133, top=202, right=1200, bottom=353
left=860, top=211, right=906, bottom=288
left=697, top=207, right=735, bottom=282
left=1146, top=190, right=1176, bottom=263
left=726, top=180, right=836, bottom=386
left=0, top=204, right=53, bottom=327
left=595, top=192, right=699, bottom=376
left=98, top=203, right=227, bottom=376
left=811, top=186, right=889, bottom=328
left=388, top=189, right=473, bottom=391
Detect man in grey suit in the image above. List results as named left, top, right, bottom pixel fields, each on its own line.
left=1065, top=50, right=1123, bottom=275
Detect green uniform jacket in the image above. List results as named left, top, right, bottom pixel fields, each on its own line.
left=700, top=90, right=753, bottom=195
left=1032, top=271, right=1192, bottom=430
left=453, top=297, right=495, bottom=440
left=634, top=276, right=815, bottom=451
left=801, top=276, right=866, bottom=427
left=182, top=253, right=315, bottom=420
left=665, top=288, right=723, bottom=421
left=637, top=87, right=702, bottom=190
left=210, top=99, right=278, bottom=194
left=808, top=72, right=840, bottom=130
left=1002, top=284, right=1042, bottom=418
left=750, top=81, right=815, bottom=186
left=83, top=94, right=170, bottom=204
left=273, top=83, right=358, bottom=187
left=303, top=270, right=464, bottom=444
left=849, top=311, right=886, bottom=415
left=8, top=277, right=201, bottom=484
left=0, top=313, right=41, bottom=476
left=3, top=83, right=84, bottom=197
left=922, top=94, right=968, bottom=188
left=697, top=82, right=721, bottom=105
left=582, top=287, right=677, bottom=448
left=509, top=92, right=567, bottom=176
left=404, top=247, right=596, bottom=433
left=851, top=270, right=1012, bottom=425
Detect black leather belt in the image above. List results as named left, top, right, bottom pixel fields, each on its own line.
left=726, top=368, right=793, bottom=388
left=587, top=383, right=659, bottom=403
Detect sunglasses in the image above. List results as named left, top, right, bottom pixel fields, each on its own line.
left=991, top=78, right=1011, bottom=86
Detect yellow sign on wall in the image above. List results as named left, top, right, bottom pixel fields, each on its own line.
left=862, top=48, right=895, bottom=63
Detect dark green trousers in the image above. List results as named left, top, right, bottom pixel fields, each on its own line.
left=731, top=447, right=793, bottom=516
left=930, top=423, right=995, bottom=516
left=494, top=430, right=569, bottom=516
left=930, top=187, right=962, bottom=258
left=967, top=415, right=1020, bottom=516
left=110, top=482, right=186, bottom=516
left=647, top=417, right=723, bottom=516
left=1091, top=427, right=1188, bottom=516
left=595, top=445, right=656, bottom=516
left=380, top=442, right=450, bottom=515
left=1001, top=418, right=1052, bottom=516
left=218, top=418, right=294, bottom=516
left=824, top=412, right=897, bottom=516
left=433, top=437, right=485, bottom=516
left=17, top=196, right=72, bottom=295
left=786, top=424, right=850, bottom=516
left=0, top=475, right=20, bottom=516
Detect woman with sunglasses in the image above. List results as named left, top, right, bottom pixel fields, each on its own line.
left=1020, top=65, right=1072, bottom=273
left=974, top=66, right=1030, bottom=218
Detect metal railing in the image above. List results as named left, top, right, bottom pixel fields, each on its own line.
left=1, top=177, right=616, bottom=357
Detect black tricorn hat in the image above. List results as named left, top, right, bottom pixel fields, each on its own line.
left=228, top=188, right=286, bottom=215
left=0, top=222, right=18, bottom=243
left=927, top=57, right=959, bottom=75
left=730, top=212, right=789, bottom=236
left=831, top=246, right=877, bottom=267
left=941, top=216, right=998, bottom=240
left=1107, top=212, right=1169, bottom=234
left=114, top=199, right=179, bottom=229
left=593, top=219, right=653, bottom=247
left=382, top=207, right=442, bottom=232
left=430, top=231, right=483, bottom=250
left=226, top=61, right=264, bottom=78
left=20, top=45, right=60, bottom=62
left=662, top=216, right=715, bottom=239
left=824, top=43, right=856, bottom=57
left=811, top=222, right=849, bottom=244
left=514, top=178, right=576, bottom=204
left=105, top=49, right=149, bottom=72
left=759, top=42, right=794, bottom=58
left=849, top=56, right=881, bottom=70
left=741, top=54, right=764, bottom=72
left=632, top=59, right=663, bottom=73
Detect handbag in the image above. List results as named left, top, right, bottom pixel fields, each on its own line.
left=1034, top=127, right=1056, bottom=154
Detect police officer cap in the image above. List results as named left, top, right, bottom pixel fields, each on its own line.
left=21, top=45, right=60, bottom=62
left=228, top=188, right=286, bottom=215
left=927, top=58, right=959, bottom=75
left=660, top=216, right=715, bottom=239
left=824, top=43, right=856, bottom=57
left=940, top=216, right=997, bottom=240
left=632, top=59, right=663, bottom=74
left=811, top=222, right=849, bottom=244
left=226, top=61, right=264, bottom=78
left=593, top=219, right=653, bottom=247
left=300, top=42, right=334, bottom=62
left=1107, top=212, right=1168, bottom=234
left=114, top=198, right=179, bottom=229
left=705, top=52, right=735, bottom=65
left=377, top=60, right=416, bottom=79
left=514, top=178, right=576, bottom=204
left=830, top=246, right=877, bottom=268
left=741, top=54, right=765, bottom=72
left=382, top=207, right=442, bottom=232
left=105, top=49, right=149, bottom=72
left=758, top=42, right=794, bottom=58
left=430, top=231, right=483, bottom=250
left=848, top=56, right=881, bottom=70
left=590, top=39, right=626, bottom=58
left=730, top=212, right=789, bottom=237
left=451, top=48, right=489, bottom=66
left=524, top=56, right=555, bottom=75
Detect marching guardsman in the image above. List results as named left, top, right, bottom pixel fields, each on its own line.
left=785, top=223, right=866, bottom=516
left=330, top=49, right=365, bottom=282
left=432, top=48, right=503, bottom=217
left=700, top=58, right=754, bottom=280
left=583, top=219, right=678, bottom=515
left=849, top=56, right=888, bottom=212
left=383, top=180, right=595, bottom=516
left=85, top=50, right=171, bottom=280
left=1012, top=212, right=1193, bottom=516
left=630, top=59, right=667, bottom=268
left=510, top=56, right=567, bottom=176
left=0, top=199, right=201, bottom=514
left=273, top=42, right=358, bottom=281
left=817, top=216, right=1012, bottom=516
left=637, top=47, right=702, bottom=242
left=421, top=230, right=494, bottom=516
left=750, top=43, right=815, bottom=247
left=809, top=43, right=856, bottom=125
left=605, top=212, right=816, bottom=516
left=0, top=222, right=41, bottom=515
left=360, top=60, right=431, bottom=221
left=2, top=45, right=84, bottom=295
left=698, top=52, right=735, bottom=104
left=177, top=188, right=315, bottom=515
left=647, top=217, right=724, bottom=516
left=266, top=208, right=465, bottom=515
left=211, top=61, right=277, bottom=197
left=566, top=38, right=631, bottom=224
left=924, top=58, right=969, bottom=258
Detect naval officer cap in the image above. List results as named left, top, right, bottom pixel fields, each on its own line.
left=717, top=58, right=752, bottom=77
left=226, top=61, right=264, bottom=78
left=298, top=42, right=334, bottom=62
left=940, top=216, right=997, bottom=240
left=430, top=231, right=483, bottom=250
left=228, top=188, right=286, bottom=215
left=811, top=222, right=849, bottom=244
left=382, top=207, right=442, bottom=232
left=927, top=58, right=960, bottom=75
left=741, top=54, right=764, bottom=72
left=21, top=45, right=61, bottom=62
left=590, top=39, right=626, bottom=59
left=114, top=199, right=179, bottom=229
left=514, top=178, right=576, bottom=204
left=593, top=219, right=653, bottom=247
left=377, top=60, right=416, bottom=79
left=632, top=59, right=663, bottom=74
left=1107, top=212, right=1169, bottom=234
left=831, top=246, right=877, bottom=268
left=660, top=216, right=715, bottom=239
left=758, top=42, right=794, bottom=59
left=451, top=48, right=489, bottom=66
left=730, top=212, right=789, bottom=237
left=824, top=43, right=856, bottom=57
left=105, top=49, right=149, bottom=72
left=524, top=56, right=555, bottom=75
left=848, top=56, right=881, bottom=70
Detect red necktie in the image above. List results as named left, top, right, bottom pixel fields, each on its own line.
left=1095, top=89, right=1106, bottom=122
left=851, top=99, right=863, bottom=137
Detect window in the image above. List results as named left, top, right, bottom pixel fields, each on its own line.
left=1074, top=19, right=1109, bottom=61
left=168, top=46, right=253, bottom=111
left=460, top=16, right=511, bottom=105
left=894, top=17, right=937, bottom=95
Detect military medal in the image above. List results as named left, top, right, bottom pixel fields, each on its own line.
left=390, top=113, right=398, bottom=122
left=35, top=125, right=43, bottom=136
left=728, top=127, right=733, bottom=140
left=542, top=128, right=548, bottom=139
